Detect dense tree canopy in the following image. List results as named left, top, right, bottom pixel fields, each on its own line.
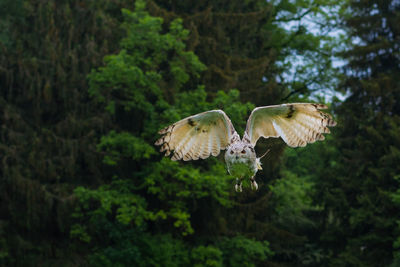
left=1, top=0, right=399, bottom=266
left=322, top=0, right=400, bottom=265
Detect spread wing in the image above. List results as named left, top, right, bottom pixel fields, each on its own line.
left=155, top=110, right=237, bottom=161
left=245, top=103, right=336, bottom=147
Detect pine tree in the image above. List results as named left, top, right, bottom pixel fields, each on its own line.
left=147, top=0, right=281, bottom=105
left=316, top=0, right=400, bottom=265
left=0, top=0, right=133, bottom=264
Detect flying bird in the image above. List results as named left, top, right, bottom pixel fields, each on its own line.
left=155, top=103, right=336, bottom=192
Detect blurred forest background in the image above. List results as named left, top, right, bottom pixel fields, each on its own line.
left=1, top=0, right=400, bottom=266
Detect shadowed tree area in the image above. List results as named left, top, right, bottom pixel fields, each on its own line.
left=0, top=0, right=399, bottom=266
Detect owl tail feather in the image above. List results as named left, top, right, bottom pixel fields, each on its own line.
left=256, top=149, right=270, bottom=170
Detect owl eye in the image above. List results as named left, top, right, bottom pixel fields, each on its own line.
left=230, top=150, right=234, bottom=154
left=241, top=150, right=246, bottom=154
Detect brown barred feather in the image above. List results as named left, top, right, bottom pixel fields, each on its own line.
left=245, top=103, right=336, bottom=147
left=156, top=104, right=336, bottom=162
left=155, top=110, right=236, bottom=161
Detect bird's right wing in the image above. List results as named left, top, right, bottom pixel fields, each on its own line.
left=155, top=110, right=238, bottom=161
left=245, top=103, right=336, bottom=147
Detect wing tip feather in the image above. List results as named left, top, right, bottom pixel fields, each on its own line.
left=155, top=110, right=234, bottom=161
left=154, top=138, right=163, bottom=146
left=311, top=103, right=328, bottom=110
left=200, top=153, right=210, bottom=160
left=171, top=153, right=180, bottom=161
left=158, top=127, right=168, bottom=135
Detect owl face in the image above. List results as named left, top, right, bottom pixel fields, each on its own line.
left=224, top=141, right=258, bottom=180
left=226, top=142, right=256, bottom=161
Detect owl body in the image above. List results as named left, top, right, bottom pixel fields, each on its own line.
left=155, top=103, right=336, bottom=192
left=225, top=141, right=257, bottom=177
left=225, top=141, right=258, bottom=191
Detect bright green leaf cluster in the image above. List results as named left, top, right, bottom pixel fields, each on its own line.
left=72, top=0, right=253, bottom=242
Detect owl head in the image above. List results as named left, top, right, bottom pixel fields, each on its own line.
left=226, top=142, right=255, bottom=159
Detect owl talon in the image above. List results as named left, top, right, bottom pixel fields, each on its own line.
left=250, top=179, right=258, bottom=191
left=235, top=182, right=243, bottom=192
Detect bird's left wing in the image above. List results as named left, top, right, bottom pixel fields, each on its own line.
left=245, top=103, right=336, bottom=147
left=155, top=110, right=237, bottom=161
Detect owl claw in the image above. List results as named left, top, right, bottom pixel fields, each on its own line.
left=235, top=183, right=243, bottom=192
left=250, top=179, right=258, bottom=191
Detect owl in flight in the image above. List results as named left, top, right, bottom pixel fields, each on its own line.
left=155, top=103, right=336, bottom=192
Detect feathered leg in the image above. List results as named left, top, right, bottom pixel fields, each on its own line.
left=250, top=177, right=258, bottom=191
left=235, top=178, right=243, bottom=192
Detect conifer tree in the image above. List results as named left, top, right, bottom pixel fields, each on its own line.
left=316, top=0, right=400, bottom=265
left=0, top=0, right=133, bottom=264
left=0, top=0, right=342, bottom=265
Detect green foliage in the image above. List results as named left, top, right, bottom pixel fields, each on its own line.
left=0, top=224, right=9, bottom=265
left=72, top=180, right=163, bottom=230
left=72, top=4, right=262, bottom=265
left=88, top=5, right=206, bottom=115
left=276, top=136, right=339, bottom=265
left=216, top=236, right=273, bottom=267
left=98, top=131, right=156, bottom=165
left=271, top=0, right=344, bottom=101
left=87, top=226, right=190, bottom=267
left=178, top=236, right=274, bottom=267
left=77, top=0, right=225, bottom=237
left=269, top=170, right=316, bottom=229
left=1, top=0, right=361, bottom=266
left=312, top=0, right=400, bottom=265
left=0, top=0, right=141, bottom=264
left=191, top=245, right=223, bottom=267
left=0, top=0, right=23, bottom=48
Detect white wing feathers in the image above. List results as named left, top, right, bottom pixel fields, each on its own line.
left=156, top=103, right=336, bottom=161
left=155, top=110, right=237, bottom=161
left=245, top=103, right=336, bottom=147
